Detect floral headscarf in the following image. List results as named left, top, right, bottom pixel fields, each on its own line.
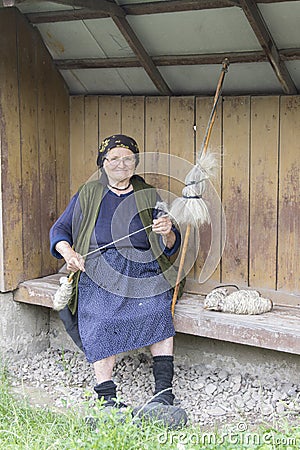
left=97, top=134, right=140, bottom=167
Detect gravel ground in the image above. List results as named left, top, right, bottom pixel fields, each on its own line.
left=7, top=347, right=300, bottom=428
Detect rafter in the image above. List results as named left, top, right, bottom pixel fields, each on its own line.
left=25, top=1, right=238, bottom=24
left=124, top=0, right=239, bottom=14
left=26, top=8, right=109, bottom=23
left=24, top=0, right=298, bottom=23
left=7, top=0, right=120, bottom=12
left=6, top=0, right=239, bottom=12
left=112, top=14, right=171, bottom=95
left=50, top=0, right=124, bottom=17
left=238, top=0, right=297, bottom=94
left=54, top=48, right=300, bottom=70
left=6, top=0, right=297, bottom=16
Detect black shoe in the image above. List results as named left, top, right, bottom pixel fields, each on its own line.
left=132, top=402, right=188, bottom=429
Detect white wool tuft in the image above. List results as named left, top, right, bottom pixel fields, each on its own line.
left=169, top=150, right=218, bottom=227
left=197, top=151, right=219, bottom=179
left=170, top=197, right=210, bottom=226
left=155, top=201, right=170, bottom=217
left=53, top=276, right=73, bottom=311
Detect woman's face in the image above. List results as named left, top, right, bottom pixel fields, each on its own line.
left=103, top=147, right=136, bottom=184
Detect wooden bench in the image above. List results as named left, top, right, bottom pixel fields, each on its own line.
left=14, top=273, right=300, bottom=356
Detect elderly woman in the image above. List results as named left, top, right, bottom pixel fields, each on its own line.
left=50, top=134, right=186, bottom=423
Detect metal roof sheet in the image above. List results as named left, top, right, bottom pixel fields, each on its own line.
left=127, top=9, right=261, bottom=55
left=259, top=2, right=300, bottom=48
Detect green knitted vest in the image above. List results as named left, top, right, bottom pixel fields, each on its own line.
left=68, top=176, right=185, bottom=314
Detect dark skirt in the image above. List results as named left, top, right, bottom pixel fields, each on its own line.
left=77, top=248, right=175, bottom=362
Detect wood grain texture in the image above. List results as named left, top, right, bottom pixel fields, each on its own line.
left=84, top=96, right=99, bottom=181
left=277, top=96, right=300, bottom=294
left=121, top=96, right=145, bottom=152
left=70, top=96, right=85, bottom=194
left=17, top=16, right=41, bottom=280
left=0, top=9, right=23, bottom=290
left=222, top=97, right=250, bottom=285
left=36, top=38, right=57, bottom=274
left=169, top=97, right=195, bottom=277
left=249, top=96, right=279, bottom=289
left=144, top=96, right=170, bottom=192
left=98, top=95, right=121, bottom=141
left=195, top=97, right=222, bottom=282
left=54, top=71, right=70, bottom=216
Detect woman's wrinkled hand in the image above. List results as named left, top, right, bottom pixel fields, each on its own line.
left=55, top=241, right=85, bottom=272
left=152, top=216, right=176, bottom=249
left=65, top=251, right=85, bottom=273
left=152, top=216, right=173, bottom=236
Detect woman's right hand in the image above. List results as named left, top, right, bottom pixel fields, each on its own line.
left=55, top=241, right=85, bottom=272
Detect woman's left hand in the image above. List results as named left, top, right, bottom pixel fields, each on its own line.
left=152, top=216, right=173, bottom=236
left=152, top=216, right=176, bottom=249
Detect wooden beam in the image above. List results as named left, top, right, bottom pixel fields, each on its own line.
left=157, top=51, right=266, bottom=65
left=123, top=0, right=239, bottom=15
left=24, top=0, right=237, bottom=24
left=50, top=0, right=125, bottom=17
left=54, top=49, right=300, bottom=70
left=24, top=0, right=297, bottom=23
left=239, top=0, right=297, bottom=94
left=280, top=48, right=300, bottom=61
left=26, top=8, right=110, bottom=23
left=112, top=14, right=172, bottom=95
left=54, top=51, right=266, bottom=69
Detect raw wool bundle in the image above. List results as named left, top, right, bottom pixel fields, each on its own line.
left=204, top=287, right=273, bottom=315
left=155, top=201, right=170, bottom=218
left=170, top=151, right=218, bottom=226
left=53, top=275, right=74, bottom=311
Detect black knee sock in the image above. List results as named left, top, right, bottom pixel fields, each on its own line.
left=152, top=355, right=175, bottom=405
left=94, top=380, right=117, bottom=402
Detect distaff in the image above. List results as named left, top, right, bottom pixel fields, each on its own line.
left=170, top=59, right=230, bottom=316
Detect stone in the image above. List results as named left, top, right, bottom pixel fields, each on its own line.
left=260, top=403, right=273, bottom=416
left=272, top=390, right=283, bottom=403
left=218, top=370, right=229, bottom=380
left=205, top=383, right=217, bottom=395
left=231, top=382, right=241, bottom=394
left=206, top=406, right=227, bottom=416
left=192, top=381, right=204, bottom=390
left=276, top=403, right=286, bottom=415
left=230, top=373, right=242, bottom=384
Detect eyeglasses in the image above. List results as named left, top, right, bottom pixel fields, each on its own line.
left=104, top=155, right=136, bottom=167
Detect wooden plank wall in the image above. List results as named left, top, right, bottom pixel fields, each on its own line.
left=0, top=8, right=69, bottom=291
left=70, top=94, right=300, bottom=302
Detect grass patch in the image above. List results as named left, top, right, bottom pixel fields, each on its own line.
left=1, top=363, right=300, bottom=449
